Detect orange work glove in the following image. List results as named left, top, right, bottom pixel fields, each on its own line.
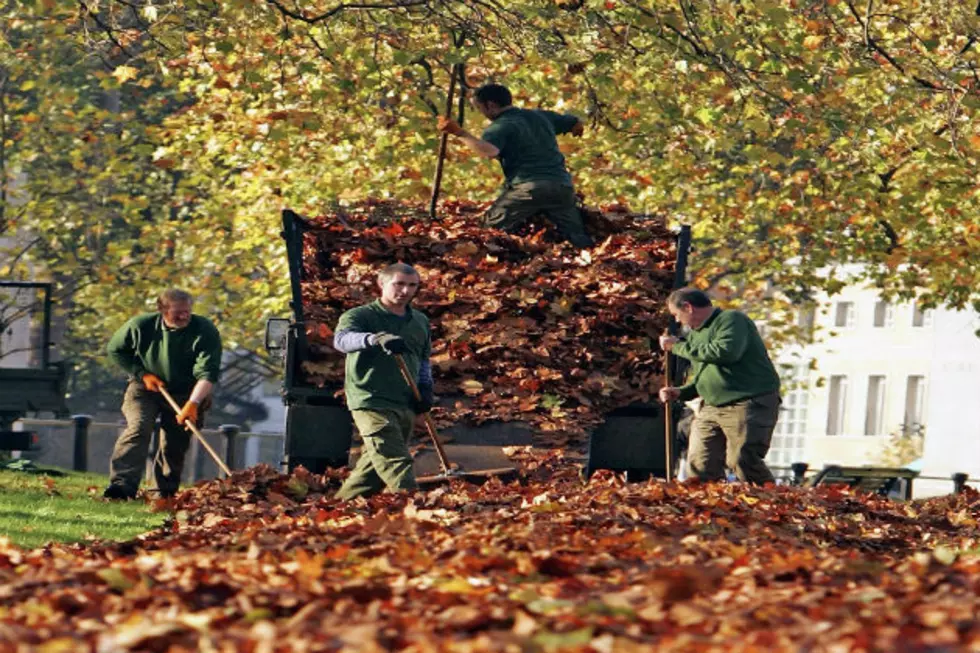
left=571, top=121, right=585, bottom=137
left=176, top=401, right=199, bottom=426
left=437, top=116, right=465, bottom=136
left=142, top=373, right=165, bottom=392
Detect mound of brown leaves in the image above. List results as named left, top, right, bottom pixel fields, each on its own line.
left=3, top=458, right=980, bottom=652
left=296, top=200, right=677, bottom=443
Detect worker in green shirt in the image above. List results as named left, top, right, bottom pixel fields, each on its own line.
left=103, top=289, right=222, bottom=500
left=438, top=83, right=594, bottom=249
left=658, top=288, right=782, bottom=485
left=332, top=263, right=433, bottom=500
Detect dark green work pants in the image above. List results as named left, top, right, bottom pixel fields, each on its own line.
left=686, top=392, right=781, bottom=485
left=108, top=381, right=206, bottom=497
left=484, top=180, right=593, bottom=248
left=335, top=407, right=419, bottom=500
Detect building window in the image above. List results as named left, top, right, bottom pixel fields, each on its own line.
left=873, top=301, right=894, bottom=328
left=768, top=366, right=809, bottom=466
left=826, top=375, right=848, bottom=435
left=864, top=375, right=886, bottom=435
left=912, top=304, right=933, bottom=328
left=834, top=302, right=855, bottom=328
left=798, top=306, right=816, bottom=341
left=904, top=375, right=927, bottom=434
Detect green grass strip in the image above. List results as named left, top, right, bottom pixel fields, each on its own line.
left=0, top=467, right=166, bottom=549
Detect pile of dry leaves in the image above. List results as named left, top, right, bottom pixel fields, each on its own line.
left=296, top=200, right=678, bottom=441
left=3, top=457, right=980, bottom=651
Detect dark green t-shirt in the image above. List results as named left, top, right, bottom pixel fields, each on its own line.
left=673, top=309, right=781, bottom=407
left=481, top=107, right=580, bottom=186
left=335, top=300, right=431, bottom=411
left=107, top=313, right=222, bottom=393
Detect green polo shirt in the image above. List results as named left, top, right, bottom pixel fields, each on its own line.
left=673, top=309, right=780, bottom=407
left=335, top=300, right=431, bottom=411
left=107, top=313, right=222, bottom=393
left=481, top=107, right=580, bottom=186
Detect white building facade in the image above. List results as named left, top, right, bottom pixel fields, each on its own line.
left=765, top=279, right=980, bottom=497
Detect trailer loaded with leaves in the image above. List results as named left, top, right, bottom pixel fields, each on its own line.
left=267, top=201, right=690, bottom=475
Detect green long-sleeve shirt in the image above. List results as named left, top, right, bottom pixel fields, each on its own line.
left=481, top=107, right=581, bottom=186
left=107, top=313, right=222, bottom=393
left=334, top=300, right=431, bottom=411
left=672, top=309, right=780, bottom=407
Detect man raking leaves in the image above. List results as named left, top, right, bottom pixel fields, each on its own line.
left=332, top=263, right=435, bottom=499
left=658, top=288, right=782, bottom=485
left=104, top=289, right=222, bottom=500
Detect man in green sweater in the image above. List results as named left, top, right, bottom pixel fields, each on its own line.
left=658, top=288, right=781, bottom=485
left=332, top=263, right=433, bottom=500
left=103, top=289, right=222, bottom=500
left=438, top=83, right=593, bottom=249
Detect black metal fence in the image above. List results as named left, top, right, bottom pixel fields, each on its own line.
left=12, top=416, right=284, bottom=484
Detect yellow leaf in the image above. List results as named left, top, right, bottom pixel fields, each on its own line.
left=803, top=35, right=824, bottom=50
left=112, top=65, right=139, bottom=84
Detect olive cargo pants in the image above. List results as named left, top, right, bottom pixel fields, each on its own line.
left=335, top=407, right=419, bottom=500
left=108, top=381, right=206, bottom=496
left=484, top=180, right=593, bottom=248
left=686, top=392, right=781, bottom=485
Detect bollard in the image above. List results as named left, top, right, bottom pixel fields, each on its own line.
left=952, top=472, right=969, bottom=495
left=71, top=415, right=93, bottom=472
left=220, top=424, right=240, bottom=472
left=791, top=462, right=809, bottom=486
left=193, top=436, right=207, bottom=482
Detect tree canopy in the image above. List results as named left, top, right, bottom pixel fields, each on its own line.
left=2, top=0, right=979, bottom=373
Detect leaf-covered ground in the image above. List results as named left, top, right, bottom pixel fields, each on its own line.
left=3, top=455, right=980, bottom=652
left=297, top=201, right=676, bottom=447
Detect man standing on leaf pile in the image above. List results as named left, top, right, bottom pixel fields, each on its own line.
left=438, top=83, right=594, bottom=249
left=332, top=263, right=434, bottom=500
left=104, top=289, right=222, bottom=500
left=658, top=288, right=782, bottom=485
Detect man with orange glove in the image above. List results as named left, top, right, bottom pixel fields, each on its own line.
left=438, top=83, right=593, bottom=248
left=103, top=289, right=222, bottom=500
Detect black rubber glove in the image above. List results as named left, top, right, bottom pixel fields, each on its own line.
left=373, top=332, right=407, bottom=355
left=413, top=384, right=434, bottom=414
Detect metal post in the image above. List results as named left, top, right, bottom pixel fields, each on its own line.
left=791, top=462, right=809, bottom=486
left=145, top=418, right=161, bottom=484
left=71, top=414, right=92, bottom=472
left=220, top=424, right=240, bottom=471
left=41, top=283, right=53, bottom=368
left=952, top=472, right=969, bottom=495
left=193, top=436, right=207, bottom=482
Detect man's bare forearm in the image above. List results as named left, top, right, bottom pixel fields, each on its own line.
left=456, top=131, right=499, bottom=158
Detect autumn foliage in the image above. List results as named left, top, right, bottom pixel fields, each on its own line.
left=296, top=200, right=676, bottom=444
left=4, top=456, right=980, bottom=651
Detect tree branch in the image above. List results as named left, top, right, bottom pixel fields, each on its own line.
left=264, top=0, right=429, bottom=24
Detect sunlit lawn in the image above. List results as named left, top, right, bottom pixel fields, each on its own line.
left=0, top=466, right=166, bottom=549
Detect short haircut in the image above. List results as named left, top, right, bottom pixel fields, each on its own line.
left=668, top=288, right=713, bottom=309
left=157, top=288, right=193, bottom=310
left=378, top=262, right=420, bottom=284
left=474, top=84, right=512, bottom=108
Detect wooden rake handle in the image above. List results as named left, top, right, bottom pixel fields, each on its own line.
left=393, top=353, right=453, bottom=475
left=429, top=62, right=463, bottom=220
left=159, top=386, right=232, bottom=477
left=664, top=351, right=674, bottom=483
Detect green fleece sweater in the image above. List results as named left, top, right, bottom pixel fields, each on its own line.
left=335, top=300, right=431, bottom=411
left=107, top=313, right=222, bottom=393
left=672, top=309, right=780, bottom=406
left=481, top=107, right=580, bottom=186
